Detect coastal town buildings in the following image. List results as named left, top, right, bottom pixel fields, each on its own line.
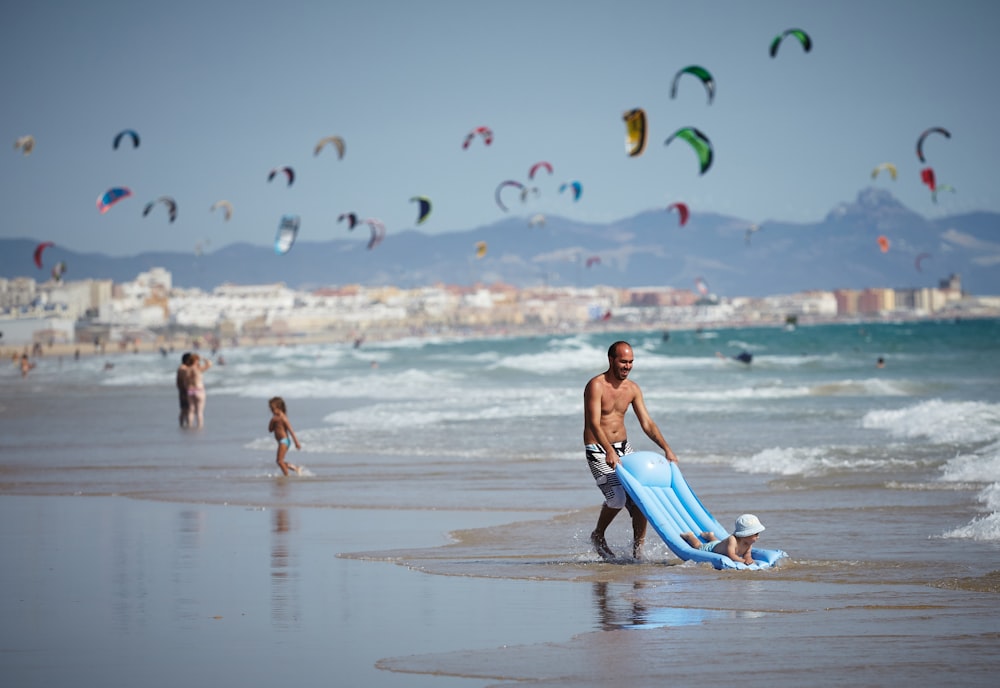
left=0, top=267, right=995, bottom=348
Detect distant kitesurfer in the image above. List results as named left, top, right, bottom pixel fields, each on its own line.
left=584, top=341, right=679, bottom=561
left=716, top=350, right=752, bottom=365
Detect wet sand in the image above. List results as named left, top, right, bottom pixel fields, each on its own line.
left=0, top=495, right=581, bottom=688
left=3, top=493, right=998, bottom=688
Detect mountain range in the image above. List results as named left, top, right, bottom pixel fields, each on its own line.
left=3, top=189, right=998, bottom=297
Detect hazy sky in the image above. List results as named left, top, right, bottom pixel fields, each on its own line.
left=2, top=0, right=997, bottom=258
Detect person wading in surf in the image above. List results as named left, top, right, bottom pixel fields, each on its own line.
left=584, top=341, right=679, bottom=560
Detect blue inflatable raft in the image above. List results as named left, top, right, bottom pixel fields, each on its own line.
left=615, top=452, right=787, bottom=570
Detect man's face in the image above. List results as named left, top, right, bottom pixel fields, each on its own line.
left=610, top=345, right=634, bottom=381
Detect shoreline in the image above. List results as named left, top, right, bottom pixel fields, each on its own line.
left=6, top=311, right=993, bottom=363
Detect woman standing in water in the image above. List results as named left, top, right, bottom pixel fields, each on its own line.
left=186, top=353, right=212, bottom=428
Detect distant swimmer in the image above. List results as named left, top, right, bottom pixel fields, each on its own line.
left=268, top=397, right=302, bottom=476
left=716, top=350, right=753, bottom=365
left=20, top=353, right=36, bottom=377
left=876, top=357, right=885, bottom=369
left=584, top=341, right=679, bottom=561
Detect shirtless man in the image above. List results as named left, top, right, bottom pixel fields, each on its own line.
left=176, top=353, right=192, bottom=427
left=584, top=341, right=678, bottom=560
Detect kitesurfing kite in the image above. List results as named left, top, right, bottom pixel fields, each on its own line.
left=113, top=129, right=140, bottom=149
left=694, top=276, right=710, bottom=296
left=520, top=186, right=540, bottom=203
left=365, top=218, right=386, bottom=250
left=210, top=200, right=233, bottom=221
left=410, top=196, right=432, bottom=224
left=667, top=202, right=689, bottom=227
left=338, top=212, right=359, bottom=229
left=528, top=161, right=553, bottom=179
left=623, top=108, right=647, bottom=157
left=274, top=215, right=299, bottom=255
left=744, top=223, right=761, bottom=246
left=268, top=166, right=295, bottom=187
left=920, top=167, right=936, bottom=193
left=143, top=196, right=178, bottom=223
left=670, top=66, right=715, bottom=104
left=97, top=187, right=132, bottom=213
left=495, top=180, right=524, bottom=212
left=769, top=28, right=812, bottom=57
left=34, top=241, right=54, bottom=269
left=529, top=213, right=546, bottom=227
left=14, top=135, right=35, bottom=156
left=585, top=256, right=601, bottom=268
left=559, top=180, right=582, bottom=201
left=664, top=127, right=713, bottom=175
left=932, top=183, right=956, bottom=204
left=475, top=241, right=487, bottom=259
left=877, top=235, right=890, bottom=253
left=314, top=135, right=345, bottom=158
left=915, top=252, right=932, bottom=272
left=462, top=126, right=493, bottom=149
left=871, top=162, right=897, bottom=181
left=51, top=261, right=67, bottom=282
left=916, top=127, right=950, bottom=163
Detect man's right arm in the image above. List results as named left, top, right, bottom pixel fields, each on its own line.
left=584, top=379, right=620, bottom=467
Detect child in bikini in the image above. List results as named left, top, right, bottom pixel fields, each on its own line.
left=268, top=397, right=302, bottom=476
left=680, top=514, right=766, bottom=566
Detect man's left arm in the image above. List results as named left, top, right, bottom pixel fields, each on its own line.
left=631, top=385, right=679, bottom=463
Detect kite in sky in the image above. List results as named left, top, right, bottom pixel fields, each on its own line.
left=314, top=135, right=345, bottom=158
left=871, top=162, right=897, bottom=181
left=559, top=180, right=582, bottom=201
left=211, top=200, right=233, bottom=221
left=14, top=135, right=35, bottom=156
left=462, top=126, right=493, bottom=149
left=916, top=127, right=950, bottom=163
left=268, top=166, right=295, bottom=187
left=34, top=241, right=54, bottom=269
left=667, top=202, right=689, bottom=227
left=623, top=108, right=647, bottom=157
left=528, top=161, right=553, bottom=179
left=495, top=180, right=524, bottom=212
left=670, top=65, right=715, bottom=104
left=411, top=196, right=432, bottom=224
left=338, top=212, right=359, bottom=229
left=51, top=261, right=67, bottom=282
left=274, top=215, right=300, bottom=255
left=365, top=218, right=386, bottom=250
left=97, top=187, right=132, bottom=213
left=664, top=127, right=713, bottom=175
left=143, top=196, right=178, bottom=223
left=769, top=28, right=812, bottom=57
left=113, top=129, right=140, bottom=149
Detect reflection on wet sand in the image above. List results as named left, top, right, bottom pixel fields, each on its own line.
left=270, top=497, right=300, bottom=629
left=593, top=580, right=766, bottom=631
left=172, top=509, right=205, bottom=626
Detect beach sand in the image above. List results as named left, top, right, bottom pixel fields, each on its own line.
left=3, top=492, right=999, bottom=687
left=0, top=495, right=586, bottom=688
